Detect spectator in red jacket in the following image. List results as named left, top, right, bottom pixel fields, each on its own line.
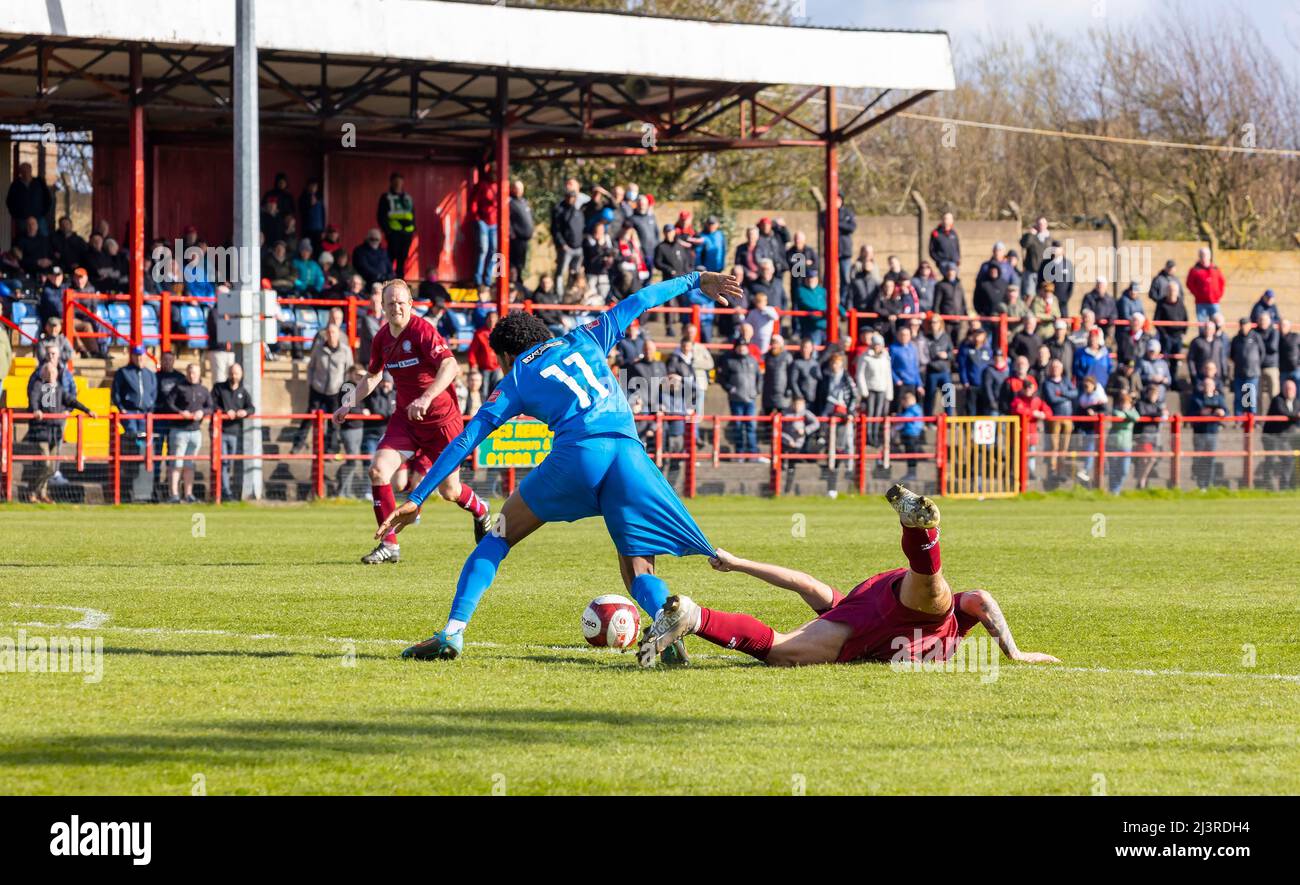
left=470, top=163, right=499, bottom=289
left=1185, top=247, right=1225, bottom=325
left=468, top=311, right=503, bottom=394
left=1010, top=375, right=1053, bottom=480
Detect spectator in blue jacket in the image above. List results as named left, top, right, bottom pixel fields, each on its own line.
left=894, top=389, right=925, bottom=481
left=352, top=228, right=391, bottom=285
left=111, top=344, right=158, bottom=491
left=1041, top=358, right=1077, bottom=480
left=975, top=241, right=1020, bottom=290
left=1188, top=376, right=1228, bottom=490
left=1117, top=281, right=1143, bottom=322
left=687, top=285, right=718, bottom=344
left=38, top=266, right=66, bottom=326
left=293, top=238, right=325, bottom=295
left=958, top=326, right=992, bottom=414
left=1250, top=290, right=1280, bottom=327
left=792, top=266, right=827, bottom=346
left=695, top=216, right=727, bottom=273
left=300, top=178, right=326, bottom=248
left=888, top=323, right=922, bottom=402
left=978, top=351, right=1010, bottom=415
left=1073, top=327, right=1112, bottom=389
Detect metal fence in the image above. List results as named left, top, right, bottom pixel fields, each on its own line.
left=5, top=408, right=1291, bottom=504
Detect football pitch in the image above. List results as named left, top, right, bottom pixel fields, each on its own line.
left=2, top=493, right=1298, bottom=796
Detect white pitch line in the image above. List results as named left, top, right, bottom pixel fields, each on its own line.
left=5, top=603, right=1299, bottom=684
left=6, top=602, right=109, bottom=630
left=1027, top=663, right=1300, bottom=684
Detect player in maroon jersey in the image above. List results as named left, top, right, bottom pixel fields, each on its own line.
left=333, top=279, right=490, bottom=564
left=638, top=484, right=1059, bottom=667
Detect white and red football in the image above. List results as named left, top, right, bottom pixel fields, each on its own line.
left=581, top=595, right=641, bottom=649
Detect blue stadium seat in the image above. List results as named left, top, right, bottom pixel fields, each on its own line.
left=294, top=308, right=319, bottom=345
left=183, top=325, right=208, bottom=348
left=106, top=302, right=131, bottom=324
left=107, top=302, right=132, bottom=346
left=175, top=304, right=208, bottom=348
left=443, top=308, right=472, bottom=352
left=12, top=301, right=40, bottom=340
left=91, top=303, right=124, bottom=347
left=176, top=304, right=205, bottom=327
left=140, top=301, right=160, bottom=345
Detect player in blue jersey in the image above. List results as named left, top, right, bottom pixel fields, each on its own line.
left=376, top=270, right=742, bottom=661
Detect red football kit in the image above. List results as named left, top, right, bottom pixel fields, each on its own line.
left=817, top=568, right=980, bottom=663
left=364, top=315, right=486, bottom=548
left=691, top=524, right=981, bottom=664
left=367, top=316, right=464, bottom=459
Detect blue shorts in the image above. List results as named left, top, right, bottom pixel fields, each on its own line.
left=519, top=434, right=714, bottom=558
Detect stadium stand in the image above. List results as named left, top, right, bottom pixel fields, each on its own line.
left=2, top=169, right=1297, bottom=504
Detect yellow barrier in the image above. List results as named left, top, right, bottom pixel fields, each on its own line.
left=943, top=416, right=1020, bottom=498
left=4, top=362, right=114, bottom=456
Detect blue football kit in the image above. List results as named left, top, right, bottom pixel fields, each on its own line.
left=405, top=272, right=715, bottom=632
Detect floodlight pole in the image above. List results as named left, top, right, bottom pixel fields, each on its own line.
left=128, top=46, right=144, bottom=350
left=233, top=0, right=263, bottom=498
left=824, top=86, right=840, bottom=345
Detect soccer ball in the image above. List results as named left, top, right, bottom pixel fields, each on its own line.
left=581, top=595, right=641, bottom=649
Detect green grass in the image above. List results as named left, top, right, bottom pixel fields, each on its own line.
left=2, top=494, right=1298, bottom=795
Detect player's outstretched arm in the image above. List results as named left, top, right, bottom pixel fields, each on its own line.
left=605, top=271, right=741, bottom=336
left=333, top=370, right=382, bottom=426
left=375, top=413, right=499, bottom=539
left=959, top=590, right=1060, bottom=663
left=709, top=548, right=840, bottom=613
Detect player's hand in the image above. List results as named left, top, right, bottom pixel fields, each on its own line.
left=375, top=500, right=421, bottom=540
left=708, top=548, right=741, bottom=572
left=407, top=397, right=431, bottom=422
left=331, top=405, right=350, bottom=426
left=1014, top=651, right=1061, bottom=664
left=699, top=271, right=742, bottom=306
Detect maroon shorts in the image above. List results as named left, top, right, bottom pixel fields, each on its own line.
left=378, top=410, right=464, bottom=465
left=817, top=567, right=978, bottom=663
left=405, top=452, right=433, bottom=475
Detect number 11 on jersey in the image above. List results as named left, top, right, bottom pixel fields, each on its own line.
left=540, top=353, right=610, bottom=408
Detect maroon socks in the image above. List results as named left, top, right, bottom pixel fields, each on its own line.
left=900, top=525, right=941, bottom=575
left=456, top=483, right=488, bottom=519
left=372, top=484, right=398, bottom=546
left=696, top=608, right=774, bottom=661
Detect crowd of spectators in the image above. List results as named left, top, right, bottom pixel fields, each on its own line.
left=3, top=163, right=1298, bottom=498
left=527, top=185, right=1299, bottom=493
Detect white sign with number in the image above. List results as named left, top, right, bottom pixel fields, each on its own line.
left=973, top=420, right=997, bottom=445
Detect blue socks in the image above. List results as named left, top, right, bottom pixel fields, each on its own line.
left=445, top=539, right=666, bottom=634
left=447, top=533, right=511, bottom=626
left=630, top=573, right=670, bottom=620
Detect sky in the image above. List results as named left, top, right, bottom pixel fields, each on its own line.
left=803, top=0, right=1300, bottom=72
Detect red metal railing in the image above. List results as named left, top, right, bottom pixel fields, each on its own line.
left=45, top=286, right=1243, bottom=362
left=0, top=406, right=1292, bottom=504
left=1027, top=413, right=1291, bottom=492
